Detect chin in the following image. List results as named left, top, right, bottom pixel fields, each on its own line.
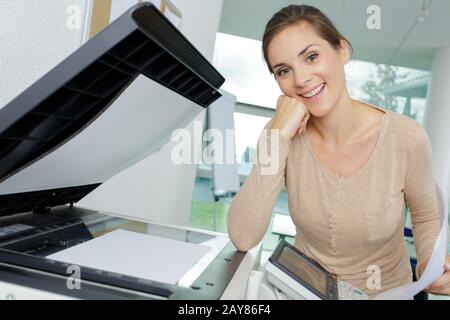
left=307, top=104, right=332, bottom=118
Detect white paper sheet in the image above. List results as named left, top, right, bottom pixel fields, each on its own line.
left=374, top=185, right=449, bottom=300
left=47, top=229, right=210, bottom=285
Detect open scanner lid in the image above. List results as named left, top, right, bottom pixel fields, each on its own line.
left=0, top=2, right=224, bottom=217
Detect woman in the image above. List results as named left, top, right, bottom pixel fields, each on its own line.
left=227, top=5, right=450, bottom=298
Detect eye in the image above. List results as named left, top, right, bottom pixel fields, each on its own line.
left=276, top=68, right=289, bottom=77
left=306, top=53, right=318, bottom=63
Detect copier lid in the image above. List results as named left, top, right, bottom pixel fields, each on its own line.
left=0, top=2, right=224, bottom=217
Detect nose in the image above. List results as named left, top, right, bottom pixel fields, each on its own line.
left=293, top=67, right=312, bottom=88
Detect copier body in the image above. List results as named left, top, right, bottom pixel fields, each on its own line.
left=0, top=2, right=249, bottom=300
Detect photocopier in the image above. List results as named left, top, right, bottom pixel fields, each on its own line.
left=0, top=2, right=260, bottom=300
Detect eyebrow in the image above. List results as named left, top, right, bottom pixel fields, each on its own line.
left=270, top=44, right=317, bottom=71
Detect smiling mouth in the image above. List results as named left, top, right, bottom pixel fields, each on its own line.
left=299, top=83, right=325, bottom=98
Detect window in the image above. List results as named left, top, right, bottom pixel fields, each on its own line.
left=345, top=60, right=430, bottom=124
left=233, top=112, right=270, bottom=175
left=213, top=32, right=281, bottom=108
left=213, top=32, right=431, bottom=124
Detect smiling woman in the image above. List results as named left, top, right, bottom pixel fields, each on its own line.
left=227, top=4, right=449, bottom=299
left=264, top=11, right=354, bottom=120
left=262, top=5, right=353, bottom=73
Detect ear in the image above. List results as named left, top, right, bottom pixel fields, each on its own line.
left=339, top=39, right=351, bottom=65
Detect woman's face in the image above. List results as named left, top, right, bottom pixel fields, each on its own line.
left=267, top=22, right=350, bottom=117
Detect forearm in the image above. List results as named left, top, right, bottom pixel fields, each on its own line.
left=227, top=128, right=290, bottom=251
left=411, top=206, right=441, bottom=277
left=227, top=163, right=286, bottom=251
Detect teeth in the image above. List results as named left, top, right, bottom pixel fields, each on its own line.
left=302, top=83, right=324, bottom=98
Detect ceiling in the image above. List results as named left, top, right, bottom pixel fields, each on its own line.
left=219, top=0, right=450, bottom=70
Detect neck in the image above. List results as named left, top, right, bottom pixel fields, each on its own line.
left=308, top=89, right=360, bottom=146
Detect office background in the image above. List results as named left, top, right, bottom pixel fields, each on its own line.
left=191, top=1, right=450, bottom=301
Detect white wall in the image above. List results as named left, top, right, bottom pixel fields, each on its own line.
left=79, top=0, right=224, bottom=226
left=0, top=0, right=88, bottom=108
left=0, top=0, right=224, bottom=226
left=172, top=0, right=223, bottom=64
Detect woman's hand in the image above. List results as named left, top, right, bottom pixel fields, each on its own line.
left=418, top=255, right=450, bottom=296
left=271, top=95, right=310, bottom=140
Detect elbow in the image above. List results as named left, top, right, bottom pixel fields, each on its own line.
left=229, top=237, right=258, bottom=252
left=227, top=220, right=260, bottom=252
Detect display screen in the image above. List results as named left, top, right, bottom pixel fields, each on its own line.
left=277, top=246, right=327, bottom=296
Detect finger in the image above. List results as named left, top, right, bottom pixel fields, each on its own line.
left=427, top=282, right=450, bottom=296
left=302, top=111, right=310, bottom=121
left=427, top=273, right=450, bottom=290
left=445, top=256, right=450, bottom=270
left=299, top=116, right=308, bottom=127
left=304, top=109, right=311, bottom=119
left=298, top=121, right=306, bottom=130
left=305, top=106, right=310, bottom=115
left=298, top=123, right=306, bottom=132
left=302, top=118, right=308, bottom=126
left=429, top=278, right=448, bottom=290
left=298, top=119, right=306, bottom=129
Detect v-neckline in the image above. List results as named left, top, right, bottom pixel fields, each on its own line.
left=302, top=104, right=390, bottom=182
